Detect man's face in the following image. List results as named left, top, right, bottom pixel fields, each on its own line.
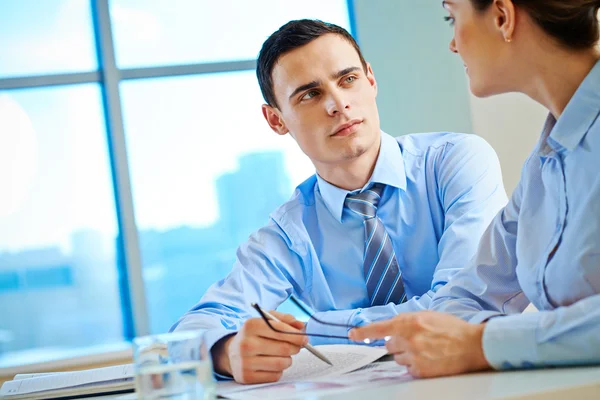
left=263, top=34, right=381, bottom=170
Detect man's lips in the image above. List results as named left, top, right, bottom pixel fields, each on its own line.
left=332, top=119, right=363, bottom=137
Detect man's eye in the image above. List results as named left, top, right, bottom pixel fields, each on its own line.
left=444, top=16, right=455, bottom=26
left=301, top=90, right=319, bottom=100
left=345, top=76, right=356, bottom=83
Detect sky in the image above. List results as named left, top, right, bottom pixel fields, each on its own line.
left=0, top=0, right=351, bottom=253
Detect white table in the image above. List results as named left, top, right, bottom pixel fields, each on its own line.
left=320, top=366, right=600, bottom=400
left=98, top=366, right=600, bottom=399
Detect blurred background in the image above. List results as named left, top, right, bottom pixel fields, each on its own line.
left=0, top=0, right=546, bottom=371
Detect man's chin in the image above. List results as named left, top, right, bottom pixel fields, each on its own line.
left=319, top=132, right=378, bottom=162
left=340, top=144, right=369, bottom=161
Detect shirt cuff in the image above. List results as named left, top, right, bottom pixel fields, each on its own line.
left=204, top=329, right=237, bottom=381
left=469, top=311, right=505, bottom=324
left=306, top=309, right=357, bottom=345
left=482, top=313, right=539, bottom=370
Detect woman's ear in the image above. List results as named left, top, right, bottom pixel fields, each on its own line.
left=493, top=0, right=516, bottom=43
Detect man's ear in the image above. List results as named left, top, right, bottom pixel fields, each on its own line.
left=365, top=62, right=378, bottom=96
left=493, top=0, right=516, bottom=42
left=262, top=104, right=289, bottom=136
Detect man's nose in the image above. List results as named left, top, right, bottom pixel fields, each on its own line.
left=325, top=90, right=350, bottom=116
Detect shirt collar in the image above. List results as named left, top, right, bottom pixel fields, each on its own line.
left=316, top=131, right=407, bottom=223
left=547, top=59, right=600, bottom=152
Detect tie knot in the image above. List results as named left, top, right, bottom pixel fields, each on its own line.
left=344, top=183, right=384, bottom=219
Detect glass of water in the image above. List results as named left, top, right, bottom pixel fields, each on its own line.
left=133, top=330, right=215, bottom=400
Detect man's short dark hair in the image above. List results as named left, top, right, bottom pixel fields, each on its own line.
left=256, top=19, right=367, bottom=109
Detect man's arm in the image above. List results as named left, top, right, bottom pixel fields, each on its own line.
left=306, top=135, right=509, bottom=338
left=170, top=221, right=308, bottom=382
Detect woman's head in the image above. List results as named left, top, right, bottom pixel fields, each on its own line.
left=443, top=0, right=600, bottom=97
left=471, top=1, right=600, bottom=49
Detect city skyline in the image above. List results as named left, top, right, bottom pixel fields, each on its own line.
left=0, top=0, right=349, bottom=254
left=0, top=150, right=302, bottom=362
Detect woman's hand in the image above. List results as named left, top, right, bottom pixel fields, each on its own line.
left=349, top=311, right=491, bottom=378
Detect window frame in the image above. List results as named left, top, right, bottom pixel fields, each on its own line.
left=0, top=0, right=356, bottom=371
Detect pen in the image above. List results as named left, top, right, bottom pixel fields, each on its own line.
left=260, top=309, right=333, bottom=366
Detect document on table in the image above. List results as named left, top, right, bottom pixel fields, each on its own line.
left=0, top=364, right=134, bottom=400
left=222, top=360, right=411, bottom=400
left=217, top=344, right=388, bottom=398
left=113, top=360, right=412, bottom=400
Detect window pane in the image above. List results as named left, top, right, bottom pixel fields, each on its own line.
left=0, top=85, right=124, bottom=368
left=120, top=72, right=314, bottom=333
left=0, top=0, right=97, bottom=78
left=110, top=0, right=351, bottom=68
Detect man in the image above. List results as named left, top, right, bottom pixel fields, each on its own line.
left=171, top=19, right=507, bottom=384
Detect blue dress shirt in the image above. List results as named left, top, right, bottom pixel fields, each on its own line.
left=431, top=59, right=600, bottom=370
left=171, top=131, right=507, bottom=353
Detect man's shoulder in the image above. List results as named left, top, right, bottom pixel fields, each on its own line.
left=269, top=174, right=318, bottom=224
left=395, top=131, right=489, bottom=158
left=394, top=132, right=500, bottom=190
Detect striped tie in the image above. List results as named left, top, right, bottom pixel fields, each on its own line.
left=345, top=183, right=407, bottom=306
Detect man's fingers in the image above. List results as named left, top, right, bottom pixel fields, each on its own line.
left=236, top=334, right=303, bottom=357
left=250, top=318, right=308, bottom=347
left=269, top=310, right=296, bottom=324
left=289, top=320, right=306, bottom=330
left=232, top=317, right=308, bottom=384
left=254, top=337, right=303, bottom=357
left=236, top=370, right=283, bottom=385
left=349, top=319, right=397, bottom=342
left=269, top=311, right=306, bottom=331
left=242, top=356, right=293, bottom=372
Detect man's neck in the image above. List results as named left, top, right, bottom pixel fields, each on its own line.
left=315, top=140, right=381, bottom=191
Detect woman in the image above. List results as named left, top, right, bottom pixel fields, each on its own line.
left=350, top=0, right=600, bottom=378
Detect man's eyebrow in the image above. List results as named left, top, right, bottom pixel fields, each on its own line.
left=442, top=0, right=452, bottom=8
left=287, top=67, right=362, bottom=101
left=288, top=80, right=320, bottom=101
left=330, top=66, right=361, bottom=80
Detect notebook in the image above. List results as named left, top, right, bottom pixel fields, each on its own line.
left=0, top=364, right=134, bottom=400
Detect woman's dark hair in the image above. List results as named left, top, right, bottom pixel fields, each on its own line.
left=257, top=19, right=367, bottom=109
left=471, top=0, right=600, bottom=49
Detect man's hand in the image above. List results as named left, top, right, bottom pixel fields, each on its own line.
left=349, top=311, right=491, bottom=378
left=212, top=311, right=307, bottom=384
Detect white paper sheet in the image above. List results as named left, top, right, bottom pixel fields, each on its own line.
left=0, top=364, right=134, bottom=396
left=12, top=372, right=61, bottom=380
left=224, top=361, right=411, bottom=400
left=217, top=345, right=387, bottom=398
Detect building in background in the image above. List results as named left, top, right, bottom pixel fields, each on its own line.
left=0, top=151, right=293, bottom=355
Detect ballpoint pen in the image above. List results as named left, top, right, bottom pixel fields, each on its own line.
left=259, top=308, right=334, bottom=366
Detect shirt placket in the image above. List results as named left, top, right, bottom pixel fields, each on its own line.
left=535, top=153, right=568, bottom=309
